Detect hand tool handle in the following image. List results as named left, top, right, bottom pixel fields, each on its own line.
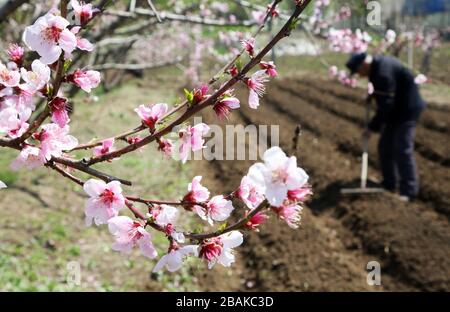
left=361, top=96, right=372, bottom=188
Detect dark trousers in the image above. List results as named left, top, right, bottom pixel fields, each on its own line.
left=378, top=121, right=418, bottom=197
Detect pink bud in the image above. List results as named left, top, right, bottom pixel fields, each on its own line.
left=245, top=211, right=269, bottom=232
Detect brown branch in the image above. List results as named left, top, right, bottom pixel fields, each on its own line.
left=47, top=163, right=84, bottom=186
left=0, top=0, right=29, bottom=24
left=185, top=201, right=269, bottom=240
left=89, top=57, right=182, bottom=70
left=70, top=125, right=145, bottom=151
left=105, top=8, right=257, bottom=27
left=52, top=156, right=132, bottom=186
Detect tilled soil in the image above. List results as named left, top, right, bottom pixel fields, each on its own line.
left=196, top=77, right=450, bottom=291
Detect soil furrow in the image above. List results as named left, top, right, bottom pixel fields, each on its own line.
left=299, top=78, right=450, bottom=134
left=266, top=86, right=450, bottom=218
left=254, top=83, right=450, bottom=290
left=279, top=80, right=450, bottom=167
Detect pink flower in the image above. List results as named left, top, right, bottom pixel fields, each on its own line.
left=68, top=69, right=100, bottom=93
left=70, top=0, right=98, bottom=25
left=177, top=123, right=210, bottom=163
left=367, top=82, right=374, bottom=95
left=244, top=211, right=269, bottom=232
left=415, top=74, right=427, bottom=85
left=49, top=97, right=70, bottom=128
left=127, top=136, right=142, bottom=145
left=69, top=26, right=94, bottom=52
left=267, top=4, right=279, bottom=17
left=134, top=103, right=168, bottom=130
left=164, top=224, right=185, bottom=243
left=259, top=61, right=278, bottom=77
left=157, top=138, right=173, bottom=157
left=108, top=216, right=157, bottom=258
left=152, top=244, right=198, bottom=273
left=385, top=29, right=397, bottom=45
left=35, top=123, right=78, bottom=160
left=2, top=86, right=35, bottom=116
left=199, top=231, right=243, bottom=269
left=229, top=65, right=238, bottom=77
left=0, top=62, right=20, bottom=88
left=23, top=13, right=77, bottom=64
left=11, top=145, right=45, bottom=170
left=93, top=138, right=114, bottom=157
left=150, top=204, right=179, bottom=227
left=236, top=175, right=265, bottom=209
left=287, top=184, right=312, bottom=202
left=246, top=70, right=268, bottom=109
left=242, top=37, right=255, bottom=56
left=183, top=176, right=210, bottom=206
left=328, top=65, right=338, bottom=78
left=251, top=11, right=265, bottom=25
left=192, top=85, right=209, bottom=104
left=247, top=146, right=309, bottom=206
left=213, top=96, right=240, bottom=119
left=83, top=179, right=125, bottom=226
left=20, top=60, right=51, bottom=93
left=273, top=204, right=303, bottom=229
left=7, top=44, right=24, bottom=66
left=0, top=107, right=29, bottom=139
left=204, top=195, right=234, bottom=224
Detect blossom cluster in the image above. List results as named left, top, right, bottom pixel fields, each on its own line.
left=328, top=28, right=372, bottom=54
left=82, top=146, right=311, bottom=272
left=0, top=4, right=102, bottom=170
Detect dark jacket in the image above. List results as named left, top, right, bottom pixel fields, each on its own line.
left=368, top=56, right=426, bottom=132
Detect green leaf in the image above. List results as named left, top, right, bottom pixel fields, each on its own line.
left=63, top=59, right=72, bottom=72
left=235, top=58, right=243, bottom=72
left=184, top=88, right=194, bottom=104
left=289, top=18, right=300, bottom=31
left=218, top=222, right=228, bottom=233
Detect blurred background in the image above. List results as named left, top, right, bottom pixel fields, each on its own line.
left=0, top=0, right=449, bottom=291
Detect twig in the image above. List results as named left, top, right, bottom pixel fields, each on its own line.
left=185, top=201, right=269, bottom=240
left=147, top=0, right=162, bottom=23
left=106, top=8, right=257, bottom=27
left=52, top=156, right=132, bottom=186
left=89, top=58, right=182, bottom=70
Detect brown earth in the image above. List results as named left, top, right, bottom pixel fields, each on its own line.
left=196, top=77, right=450, bottom=291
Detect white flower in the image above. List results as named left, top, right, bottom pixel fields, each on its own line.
left=0, top=62, right=20, bottom=87
left=414, top=74, right=427, bottom=85
left=153, top=204, right=179, bottom=227
left=20, top=60, right=51, bottom=92
left=152, top=245, right=198, bottom=273
left=108, top=216, right=157, bottom=258
left=199, top=231, right=243, bottom=269
left=247, top=146, right=309, bottom=206
left=23, top=13, right=77, bottom=64
left=83, top=179, right=125, bottom=226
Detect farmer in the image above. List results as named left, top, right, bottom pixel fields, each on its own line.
left=346, top=53, right=426, bottom=201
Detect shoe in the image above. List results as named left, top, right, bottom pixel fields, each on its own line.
left=397, top=195, right=411, bottom=202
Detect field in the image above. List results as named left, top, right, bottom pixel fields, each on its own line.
left=196, top=76, right=450, bottom=291
left=1, top=51, right=449, bottom=291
